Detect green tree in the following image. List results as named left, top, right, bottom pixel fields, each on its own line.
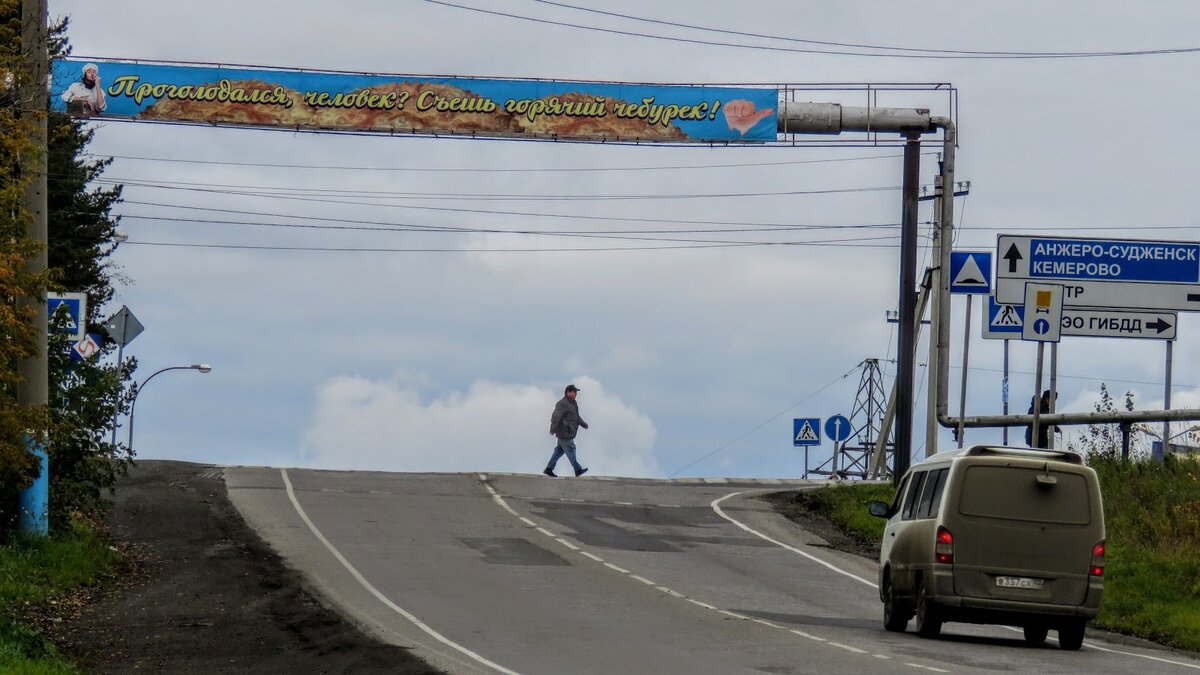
left=1069, top=383, right=1146, bottom=460
left=42, top=16, right=133, bottom=526
left=0, top=0, right=56, bottom=530
left=0, top=7, right=132, bottom=530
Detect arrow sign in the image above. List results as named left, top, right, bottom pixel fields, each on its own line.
left=824, top=414, right=852, bottom=443
left=996, top=234, right=1200, bottom=312
left=1058, top=308, right=1177, bottom=341
left=984, top=295, right=1177, bottom=341
left=1003, top=243, right=1023, bottom=273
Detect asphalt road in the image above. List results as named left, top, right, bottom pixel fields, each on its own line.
left=225, top=468, right=1200, bottom=674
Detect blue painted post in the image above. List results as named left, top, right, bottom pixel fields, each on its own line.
left=18, top=437, right=49, bottom=535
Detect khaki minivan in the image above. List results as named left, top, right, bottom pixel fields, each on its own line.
left=868, top=445, right=1105, bottom=649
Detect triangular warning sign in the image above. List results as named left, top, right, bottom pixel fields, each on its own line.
left=50, top=302, right=77, bottom=329
left=795, top=421, right=818, bottom=442
left=992, top=305, right=1021, bottom=327
left=952, top=255, right=988, bottom=287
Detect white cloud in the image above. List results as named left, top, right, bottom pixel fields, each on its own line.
left=299, top=375, right=658, bottom=476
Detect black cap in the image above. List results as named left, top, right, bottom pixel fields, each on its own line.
left=565, top=384, right=581, bottom=393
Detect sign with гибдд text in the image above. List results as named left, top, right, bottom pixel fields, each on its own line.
left=50, top=59, right=779, bottom=143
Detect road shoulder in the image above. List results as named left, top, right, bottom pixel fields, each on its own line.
left=49, top=460, right=440, bottom=674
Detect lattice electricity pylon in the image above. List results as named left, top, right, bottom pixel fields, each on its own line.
left=805, top=359, right=894, bottom=480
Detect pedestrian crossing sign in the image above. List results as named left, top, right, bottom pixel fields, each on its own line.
left=982, top=295, right=1024, bottom=340
left=793, top=418, right=821, bottom=447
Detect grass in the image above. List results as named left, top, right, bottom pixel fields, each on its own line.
left=0, top=520, right=124, bottom=673
left=790, top=455, right=1200, bottom=652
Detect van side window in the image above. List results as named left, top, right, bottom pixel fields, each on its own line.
left=917, top=468, right=948, bottom=519
left=901, top=471, right=927, bottom=520
left=889, top=475, right=909, bottom=516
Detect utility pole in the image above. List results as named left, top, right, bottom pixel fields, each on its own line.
left=17, top=0, right=50, bottom=535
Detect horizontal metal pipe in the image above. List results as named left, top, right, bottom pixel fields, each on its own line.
left=779, top=102, right=932, bottom=135
left=946, top=407, right=1200, bottom=429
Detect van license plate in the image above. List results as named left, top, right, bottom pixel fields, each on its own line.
left=996, top=576, right=1044, bottom=589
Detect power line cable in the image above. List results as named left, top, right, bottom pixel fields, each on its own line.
left=667, top=363, right=861, bottom=477
left=426, top=0, right=1200, bottom=59
left=527, top=0, right=1199, bottom=58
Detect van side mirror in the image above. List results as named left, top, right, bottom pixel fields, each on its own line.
left=868, top=501, right=890, bottom=518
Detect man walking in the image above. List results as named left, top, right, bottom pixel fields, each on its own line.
left=545, top=384, right=589, bottom=477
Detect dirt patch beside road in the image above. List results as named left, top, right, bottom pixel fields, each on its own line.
left=761, top=490, right=881, bottom=561
left=49, top=460, right=441, bottom=674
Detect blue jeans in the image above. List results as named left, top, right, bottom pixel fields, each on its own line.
left=547, top=438, right=583, bottom=473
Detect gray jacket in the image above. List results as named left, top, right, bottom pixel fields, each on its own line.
left=550, top=396, right=588, bottom=439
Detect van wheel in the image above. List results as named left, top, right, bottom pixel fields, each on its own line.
left=914, top=578, right=942, bottom=639
left=882, top=576, right=910, bottom=632
left=1058, top=620, right=1086, bottom=650
left=1023, top=624, right=1048, bottom=645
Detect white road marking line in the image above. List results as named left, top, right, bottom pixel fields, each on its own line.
left=1082, top=642, right=1200, bottom=670
left=710, top=492, right=877, bottom=589
left=474, top=474, right=960, bottom=671
left=906, top=664, right=949, bottom=673
left=874, top=654, right=891, bottom=659
left=998, top=622, right=1200, bottom=668
left=829, top=642, right=867, bottom=654
left=280, top=469, right=519, bottom=675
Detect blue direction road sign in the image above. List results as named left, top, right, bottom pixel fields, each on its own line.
left=793, top=418, right=821, bottom=447
left=47, top=292, right=87, bottom=341
left=996, top=235, right=1200, bottom=311
left=949, top=250, right=993, bottom=294
left=824, top=414, right=852, bottom=443
left=984, top=295, right=1176, bottom=341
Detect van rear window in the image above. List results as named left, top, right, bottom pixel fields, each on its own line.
left=958, top=466, right=1091, bottom=525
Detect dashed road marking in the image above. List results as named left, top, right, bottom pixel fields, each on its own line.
left=477, top=475, right=961, bottom=672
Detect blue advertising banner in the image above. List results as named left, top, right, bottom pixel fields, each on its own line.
left=51, top=59, right=779, bottom=143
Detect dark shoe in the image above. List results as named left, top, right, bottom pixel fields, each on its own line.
left=574, top=467, right=589, bottom=477
left=543, top=468, right=557, bottom=478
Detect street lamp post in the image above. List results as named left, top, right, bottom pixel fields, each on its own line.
left=127, top=364, right=212, bottom=454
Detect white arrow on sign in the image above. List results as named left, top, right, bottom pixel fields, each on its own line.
left=996, top=234, right=1200, bottom=312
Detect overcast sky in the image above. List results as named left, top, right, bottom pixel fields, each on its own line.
left=48, top=0, right=1200, bottom=478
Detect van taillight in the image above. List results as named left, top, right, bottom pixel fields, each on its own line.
left=935, top=526, right=954, bottom=564
left=1090, top=540, right=1105, bottom=577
